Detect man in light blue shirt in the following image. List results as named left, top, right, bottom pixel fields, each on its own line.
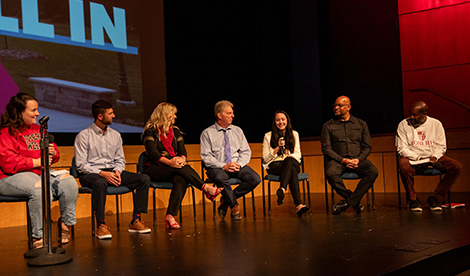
left=200, top=100, right=260, bottom=220
left=74, top=100, right=151, bottom=239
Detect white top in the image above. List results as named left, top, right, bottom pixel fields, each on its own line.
left=262, top=130, right=301, bottom=170
left=395, top=116, right=447, bottom=165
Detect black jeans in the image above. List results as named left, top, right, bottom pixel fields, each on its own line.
left=207, top=166, right=260, bottom=208
left=325, top=159, right=378, bottom=207
left=143, top=164, right=204, bottom=216
left=79, top=171, right=150, bottom=224
left=267, top=157, right=302, bottom=206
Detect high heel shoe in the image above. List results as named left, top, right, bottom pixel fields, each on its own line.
left=57, top=217, right=71, bottom=244
left=164, top=215, right=181, bottom=229
left=202, top=184, right=224, bottom=201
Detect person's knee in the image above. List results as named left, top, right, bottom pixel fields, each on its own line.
left=140, top=174, right=151, bottom=187
left=454, top=161, right=463, bottom=173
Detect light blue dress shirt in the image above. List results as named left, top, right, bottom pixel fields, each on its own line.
left=200, top=123, right=252, bottom=169
left=74, top=123, right=126, bottom=174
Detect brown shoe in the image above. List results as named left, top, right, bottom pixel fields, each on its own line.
left=96, top=224, right=112, bottom=239
left=230, top=204, right=241, bottom=220
left=128, top=219, right=151, bottom=234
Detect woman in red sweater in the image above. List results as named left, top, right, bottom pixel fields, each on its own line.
left=0, top=93, right=78, bottom=249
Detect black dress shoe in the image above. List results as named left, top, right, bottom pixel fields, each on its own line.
left=332, top=200, right=350, bottom=215
left=218, top=198, right=229, bottom=219
left=296, top=205, right=310, bottom=217
left=276, top=188, right=285, bottom=205
left=354, top=204, right=364, bottom=213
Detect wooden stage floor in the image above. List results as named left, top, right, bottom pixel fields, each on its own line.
left=1, top=193, right=470, bottom=276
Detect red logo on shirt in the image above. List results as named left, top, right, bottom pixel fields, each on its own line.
left=417, top=131, right=426, bottom=141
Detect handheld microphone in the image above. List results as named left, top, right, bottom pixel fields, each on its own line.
left=48, top=134, right=55, bottom=144
left=278, top=130, right=285, bottom=155
left=39, top=116, right=49, bottom=125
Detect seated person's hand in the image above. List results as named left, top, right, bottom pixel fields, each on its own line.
left=100, top=170, right=121, bottom=186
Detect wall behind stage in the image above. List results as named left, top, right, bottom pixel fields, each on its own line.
left=399, top=0, right=470, bottom=128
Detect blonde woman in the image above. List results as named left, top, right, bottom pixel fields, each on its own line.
left=142, top=103, right=222, bottom=228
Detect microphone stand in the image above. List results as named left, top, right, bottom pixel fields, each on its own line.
left=26, top=121, right=73, bottom=266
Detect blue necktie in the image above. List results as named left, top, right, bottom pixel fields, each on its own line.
left=223, top=129, right=231, bottom=163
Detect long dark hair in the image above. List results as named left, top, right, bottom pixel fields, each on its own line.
left=1, top=93, right=37, bottom=135
left=270, top=110, right=295, bottom=153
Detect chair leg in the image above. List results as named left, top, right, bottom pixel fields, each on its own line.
left=268, top=180, right=272, bottom=216
left=366, top=190, right=370, bottom=210
left=116, top=195, right=120, bottom=230
left=302, top=180, right=306, bottom=204
left=191, top=187, right=197, bottom=224
left=324, top=179, right=329, bottom=213
left=262, top=178, right=266, bottom=216
left=213, top=198, right=216, bottom=222
left=153, top=188, right=157, bottom=228
left=447, top=190, right=451, bottom=209
left=251, top=191, right=256, bottom=219
left=91, top=197, right=95, bottom=236
left=26, top=202, right=32, bottom=249
left=331, top=186, right=335, bottom=211
left=372, top=185, right=376, bottom=212
left=179, top=202, right=183, bottom=224
left=306, top=180, right=312, bottom=215
left=202, top=190, right=206, bottom=221
left=243, top=196, right=247, bottom=218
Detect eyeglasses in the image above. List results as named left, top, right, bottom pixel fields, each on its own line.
left=332, top=104, right=349, bottom=108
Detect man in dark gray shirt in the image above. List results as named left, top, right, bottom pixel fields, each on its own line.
left=321, top=96, right=378, bottom=214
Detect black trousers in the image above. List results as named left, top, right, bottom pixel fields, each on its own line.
left=79, top=171, right=150, bottom=224
left=143, top=164, right=204, bottom=216
left=325, top=159, right=378, bottom=207
left=267, top=157, right=302, bottom=206
left=207, top=166, right=260, bottom=208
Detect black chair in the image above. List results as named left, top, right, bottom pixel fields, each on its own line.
left=262, top=157, right=311, bottom=216
left=0, top=195, right=32, bottom=249
left=324, top=160, right=376, bottom=213
left=136, top=152, right=197, bottom=227
left=71, top=157, right=133, bottom=236
left=201, top=162, right=256, bottom=221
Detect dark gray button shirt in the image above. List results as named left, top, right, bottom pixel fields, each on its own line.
left=321, top=115, right=372, bottom=163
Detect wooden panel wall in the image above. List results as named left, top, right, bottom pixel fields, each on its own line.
left=1, top=130, right=469, bottom=228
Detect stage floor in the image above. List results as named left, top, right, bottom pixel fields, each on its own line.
left=1, top=193, right=470, bottom=276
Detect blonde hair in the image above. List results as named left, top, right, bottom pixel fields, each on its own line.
left=143, top=102, right=177, bottom=136
left=214, top=100, right=233, bottom=120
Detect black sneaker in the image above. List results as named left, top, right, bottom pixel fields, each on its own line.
left=409, top=199, right=422, bottom=212
left=427, top=195, right=443, bottom=211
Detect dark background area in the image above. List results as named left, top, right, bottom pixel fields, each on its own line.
left=161, top=0, right=403, bottom=145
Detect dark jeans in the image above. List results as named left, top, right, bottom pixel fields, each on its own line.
left=267, top=157, right=302, bottom=206
left=325, top=159, right=378, bottom=207
left=207, top=166, right=260, bottom=208
left=79, top=171, right=150, bottom=224
left=143, top=164, right=204, bottom=216
left=398, top=155, right=462, bottom=202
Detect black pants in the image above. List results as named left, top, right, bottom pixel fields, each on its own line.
left=267, top=157, right=302, bottom=206
left=143, top=164, right=204, bottom=216
left=79, top=171, right=150, bottom=224
left=207, top=166, right=260, bottom=208
left=325, top=159, right=378, bottom=207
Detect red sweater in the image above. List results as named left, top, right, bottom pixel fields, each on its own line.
left=0, top=125, right=60, bottom=180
